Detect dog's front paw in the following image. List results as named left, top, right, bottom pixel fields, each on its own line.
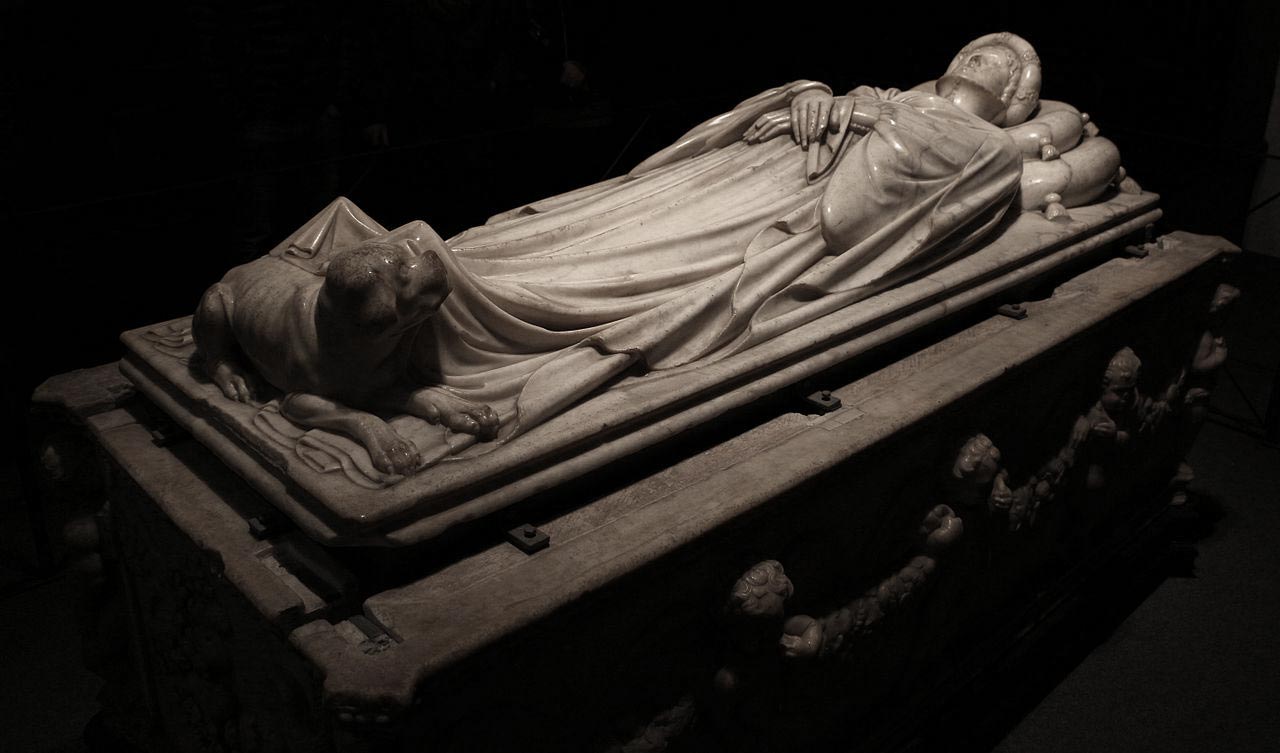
left=211, top=360, right=257, bottom=403
left=404, top=388, right=502, bottom=441
left=367, top=429, right=421, bottom=476
left=442, top=401, right=500, bottom=441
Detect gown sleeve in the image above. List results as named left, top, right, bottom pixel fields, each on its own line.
left=812, top=90, right=1023, bottom=292
left=627, top=80, right=832, bottom=177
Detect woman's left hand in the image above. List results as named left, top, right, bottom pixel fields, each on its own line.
left=744, top=109, right=791, bottom=144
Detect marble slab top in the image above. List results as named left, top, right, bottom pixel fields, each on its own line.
left=121, top=193, right=1160, bottom=545
left=286, top=229, right=1230, bottom=707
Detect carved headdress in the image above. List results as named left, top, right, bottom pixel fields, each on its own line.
left=1104, top=346, right=1142, bottom=389
left=942, top=32, right=1042, bottom=126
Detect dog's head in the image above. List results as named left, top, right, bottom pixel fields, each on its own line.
left=321, top=241, right=450, bottom=339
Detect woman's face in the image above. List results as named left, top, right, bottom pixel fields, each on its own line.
left=935, top=45, right=1015, bottom=122
left=952, top=46, right=1015, bottom=96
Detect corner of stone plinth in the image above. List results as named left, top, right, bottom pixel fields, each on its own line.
left=31, top=362, right=136, bottom=416
left=1156, top=231, right=1242, bottom=256
left=291, top=619, right=421, bottom=717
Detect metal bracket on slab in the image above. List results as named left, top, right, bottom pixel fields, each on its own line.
left=997, top=303, right=1028, bottom=320
left=507, top=524, right=551, bottom=554
left=248, top=510, right=289, bottom=540
left=802, top=390, right=843, bottom=414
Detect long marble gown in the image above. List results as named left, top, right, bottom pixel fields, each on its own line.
left=270, top=81, right=1023, bottom=460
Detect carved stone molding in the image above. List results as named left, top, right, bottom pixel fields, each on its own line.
left=669, top=280, right=1240, bottom=751
left=109, top=483, right=331, bottom=753
left=80, top=232, right=1236, bottom=752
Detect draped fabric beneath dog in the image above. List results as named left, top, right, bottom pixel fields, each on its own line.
left=271, top=83, right=1022, bottom=459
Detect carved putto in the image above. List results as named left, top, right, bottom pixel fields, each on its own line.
left=725, top=560, right=795, bottom=653
left=947, top=278, right=1240, bottom=531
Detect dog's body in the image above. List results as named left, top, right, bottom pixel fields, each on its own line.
left=193, top=235, right=498, bottom=475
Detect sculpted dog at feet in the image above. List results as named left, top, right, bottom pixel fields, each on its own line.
left=193, top=230, right=498, bottom=476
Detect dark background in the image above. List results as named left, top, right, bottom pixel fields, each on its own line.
left=2, top=5, right=1279, bottom=751
left=2, top=0, right=1278, bottom=459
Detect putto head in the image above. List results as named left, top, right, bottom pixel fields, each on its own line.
left=727, top=559, right=793, bottom=620
left=1103, top=346, right=1142, bottom=390
left=1101, top=346, right=1142, bottom=412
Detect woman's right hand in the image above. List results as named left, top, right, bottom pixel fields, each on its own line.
left=790, top=89, right=834, bottom=147
left=743, top=87, right=842, bottom=147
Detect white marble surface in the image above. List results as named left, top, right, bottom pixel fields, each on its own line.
left=121, top=190, right=1160, bottom=544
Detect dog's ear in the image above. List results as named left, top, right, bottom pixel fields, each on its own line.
left=322, top=244, right=399, bottom=332
left=325, top=245, right=386, bottom=294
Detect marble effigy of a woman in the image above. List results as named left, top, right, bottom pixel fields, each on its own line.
left=152, top=32, right=1133, bottom=496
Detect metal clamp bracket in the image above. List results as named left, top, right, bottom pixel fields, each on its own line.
left=507, top=524, right=551, bottom=554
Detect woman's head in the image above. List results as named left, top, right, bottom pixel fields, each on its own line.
left=936, top=32, right=1041, bottom=126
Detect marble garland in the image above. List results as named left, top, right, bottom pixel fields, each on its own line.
left=726, top=282, right=1237, bottom=671
left=604, top=283, right=1237, bottom=752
